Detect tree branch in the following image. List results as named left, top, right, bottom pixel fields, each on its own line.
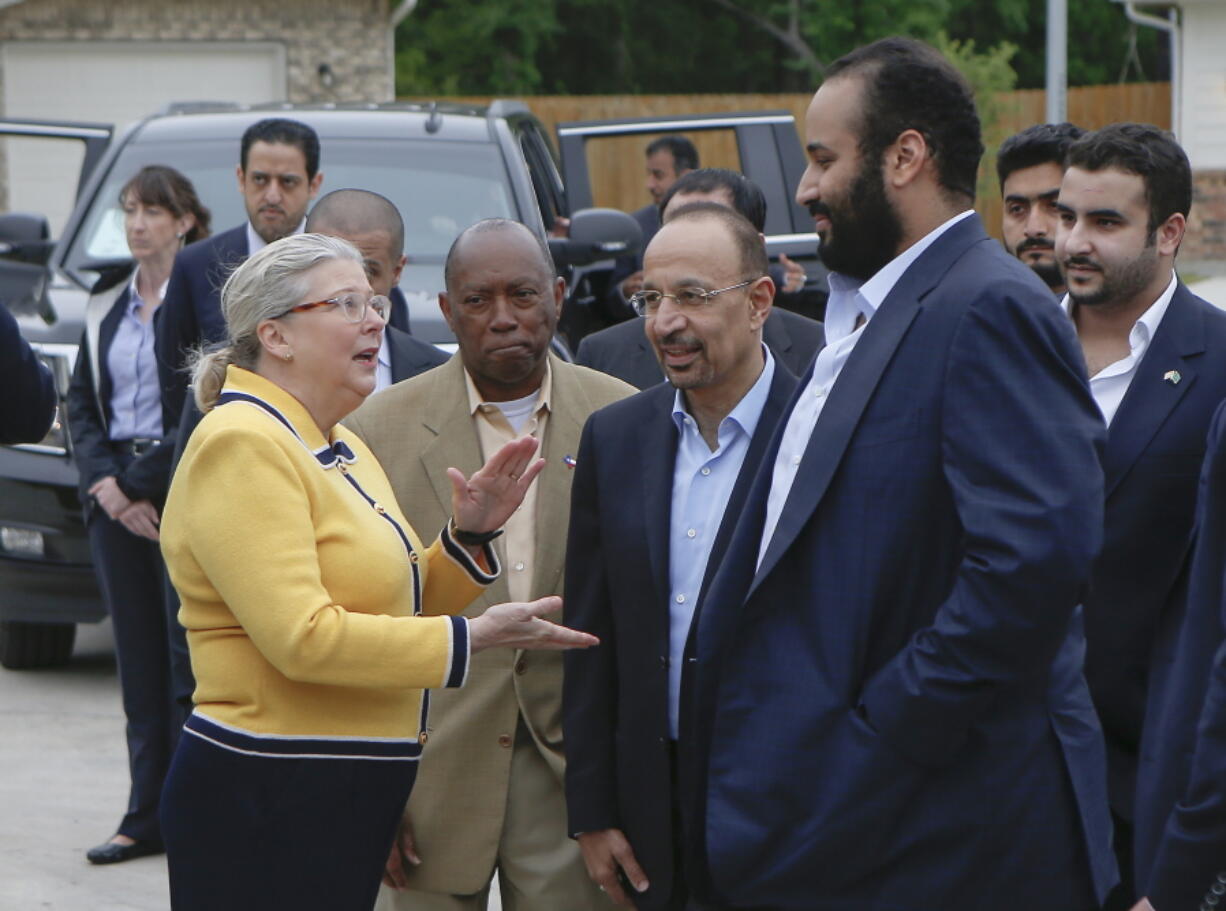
left=709, top=0, right=825, bottom=75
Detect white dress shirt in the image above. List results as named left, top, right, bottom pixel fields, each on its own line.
left=1062, top=271, right=1177, bottom=427
left=759, top=210, right=975, bottom=566
left=374, top=336, right=393, bottom=393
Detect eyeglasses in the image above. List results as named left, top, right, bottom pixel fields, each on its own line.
left=280, top=293, right=389, bottom=323
left=629, top=280, right=756, bottom=317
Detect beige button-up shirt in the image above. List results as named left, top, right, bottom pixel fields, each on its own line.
left=463, top=364, right=552, bottom=604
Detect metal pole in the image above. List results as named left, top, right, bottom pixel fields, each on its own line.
left=1046, top=0, right=1068, bottom=123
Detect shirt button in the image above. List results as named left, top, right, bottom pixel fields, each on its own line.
left=687, top=528, right=696, bottom=538
left=514, top=561, right=525, bottom=572
left=675, top=594, right=686, bottom=604
left=700, top=467, right=711, bottom=476
left=498, top=734, right=512, bottom=748
left=792, top=454, right=801, bottom=465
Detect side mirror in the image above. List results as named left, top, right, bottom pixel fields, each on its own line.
left=0, top=212, right=54, bottom=266
left=548, top=207, right=642, bottom=268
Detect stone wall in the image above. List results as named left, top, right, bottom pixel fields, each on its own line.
left=0, top=0, right=392, bottom=104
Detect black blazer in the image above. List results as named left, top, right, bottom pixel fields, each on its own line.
left=0, top=298, right=55, bottom=445
left=386, top=325, right=447, bottom=383
left=66, top=267, right=173, bottom=508
left=155, top=223, right=248, bottom=435
left=1136, top=401, right=1226, bottom=909
left=576, top=307, right=824, bottom=390
left=1083, top=283, right=1226, bottom=832
left=562, top=361, right=797, bottom=910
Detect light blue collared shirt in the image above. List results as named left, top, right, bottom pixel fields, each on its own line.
left=106, top=270, right=164, bottom=441
left=667, top=347, right=776, bottom=738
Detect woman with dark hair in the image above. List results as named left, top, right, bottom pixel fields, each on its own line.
left=65, top=164, right=210, bottom=865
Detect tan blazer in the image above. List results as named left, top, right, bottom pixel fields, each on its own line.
left=345, top=353, right=634, bottom=893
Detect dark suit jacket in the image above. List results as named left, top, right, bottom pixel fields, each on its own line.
left=576, top=307, right=824, bottom=390
left=155, top=224, right=247, bottom=436
left=690, top=214, right=1115, bottom=909
left=66, top=267, right=173, bottom=508
left=1136, top=400, right=1226, bottom=908
left=563, top=360, right=797, bottom=910
left=0, top=298, right=55, bottom=445
left=1084, top=284, right=1226, bottom=834
left=388, top=285, right=411, bottom=335
left=386, top=324, right=447, bottom=383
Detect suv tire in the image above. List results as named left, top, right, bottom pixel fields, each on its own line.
left=0, top=620, right=76, bottom=669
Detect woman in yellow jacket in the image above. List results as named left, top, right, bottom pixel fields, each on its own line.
left=158, top=232, right=594, bottom=911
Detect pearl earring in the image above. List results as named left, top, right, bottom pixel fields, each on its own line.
left=284, top=351, right=293, bottom=362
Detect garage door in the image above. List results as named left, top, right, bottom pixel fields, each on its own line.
left=1, top=41, right=285, bottom=235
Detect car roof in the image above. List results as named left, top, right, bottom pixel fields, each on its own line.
left=129, top=101, right=529, bottom=144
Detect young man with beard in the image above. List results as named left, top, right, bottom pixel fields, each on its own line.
left=346, top=219, right=633, bottom=911
left=997, top=121, right=1085, bottom=295
left=686, top=37, right=1114, bottom=909
left=1052, top=123, right=1226, bottom=909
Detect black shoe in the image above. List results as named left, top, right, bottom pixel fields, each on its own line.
left=86, top=838, right=165, bottom=865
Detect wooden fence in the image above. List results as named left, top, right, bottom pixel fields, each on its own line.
left=404, top=83, right=1171, bottom=238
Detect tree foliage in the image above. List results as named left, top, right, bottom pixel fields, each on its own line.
left=393, top=0, right=1167, bottom=97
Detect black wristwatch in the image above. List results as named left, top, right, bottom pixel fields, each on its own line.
left=448, top=517, right=504, bottom=547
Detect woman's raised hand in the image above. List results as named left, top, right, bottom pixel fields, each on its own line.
left=447, top=436, right=545, bottom=535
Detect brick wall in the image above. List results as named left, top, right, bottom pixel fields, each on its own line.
left=0, top=0, right=392, bottom=103
left=1187, top=171, right=1226, bottom=266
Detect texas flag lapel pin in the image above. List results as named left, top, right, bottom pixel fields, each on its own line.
left=1164, top=370, right=1182, bottom=386
left=563, top=454, right=577, bottom=469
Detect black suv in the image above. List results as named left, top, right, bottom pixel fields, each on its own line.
left=0, top=100, right=638, bottom=668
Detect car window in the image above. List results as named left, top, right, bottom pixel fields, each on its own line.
left=65, top=136, right=517, bottom=285
left=580, top=129, right=739, bottom=213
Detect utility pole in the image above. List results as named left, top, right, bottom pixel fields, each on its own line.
left=1046, top=0, right=1068, bottom=123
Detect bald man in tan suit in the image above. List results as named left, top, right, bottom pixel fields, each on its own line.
left=347, top=219, right=631, bottom=910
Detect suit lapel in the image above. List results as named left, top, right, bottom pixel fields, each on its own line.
left=750, top=215, right=987, bottom=596
left=1102, top=283, right=1203, bottom=498
left=639, top=385, right=682, bottom=610
left=762, top=310, right=793, bottom=360
left=531, top=357, right=584, bottom=597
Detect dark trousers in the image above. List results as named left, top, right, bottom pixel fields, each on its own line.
left=1102, top=811, right=1136, bottom=911
left=86, top=504, right=177, bottom=843
left=161, top=717, right=418, bottom=911
left=163, top=398, right=202, bottom=718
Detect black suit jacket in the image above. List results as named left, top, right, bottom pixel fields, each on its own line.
left=155, top=224, right=248, bottom=435
left=66, top=267, right=173, bottom=508
left=386, top=325, right=447, bottom=383
left=0, top=298, right=55, bottom=445
left=1084, top=283, right=1226, bottom=833
left=576, top=307, right=824, bottom=390
left=562, top=361, right=797, bottom=910
left=1136, top=401, right=1226, bottom=909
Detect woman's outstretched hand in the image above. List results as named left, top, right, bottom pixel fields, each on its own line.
left=469, top=596, right=599, bottom=653
left=448, top=436, right=545, bottom=534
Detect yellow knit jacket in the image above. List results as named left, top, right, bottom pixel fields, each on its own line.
left=161, top=366, right=496, bottom=741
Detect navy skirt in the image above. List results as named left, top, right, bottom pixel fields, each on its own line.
left=161, top=712, right=420, bottom=911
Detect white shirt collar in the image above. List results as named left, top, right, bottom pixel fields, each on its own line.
left=245, top=218, right=307, bottom=255
left=126, top=265, right=169, bottom=312
left=1061, top=270, right=1178, bottom=355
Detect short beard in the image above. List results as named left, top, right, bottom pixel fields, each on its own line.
left=816, top=156, right=904, bottom=283
left=1029, top=260, right=1065, bottom=291
left=1065, top=240, right=1160, bottom=309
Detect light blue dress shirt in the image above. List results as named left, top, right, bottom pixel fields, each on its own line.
left=106, top=271, right=164, bottom=441
left=667, top=347, right=776, bottom=739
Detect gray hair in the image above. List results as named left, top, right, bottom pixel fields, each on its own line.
left=190, top=232, right=363, bottom=411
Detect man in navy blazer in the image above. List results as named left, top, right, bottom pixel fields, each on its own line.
left=689, top=38, right=1113, bottom=909
left=155, top=117, right=323, bottom=436
left=0, top=301, right=55, bottom=444
left=577, top=169, right=824, bottom=389
left=1133, top=403, right=1226, bottom=910
left=1050, top=123, right=1226, bottom=908
left=564, top=204, right=798, bottom=909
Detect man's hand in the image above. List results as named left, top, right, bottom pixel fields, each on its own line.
left=779, top=253, right=806, bottom=294
left=88, top=476, right=132, bottom=520
left=578, top=828, right=648, bottom=907
left=1130, top=900, right=1156, bottom=911
left=118, top=500, right=160, bottom=542
left=381, top=811, right=421, bottom=890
